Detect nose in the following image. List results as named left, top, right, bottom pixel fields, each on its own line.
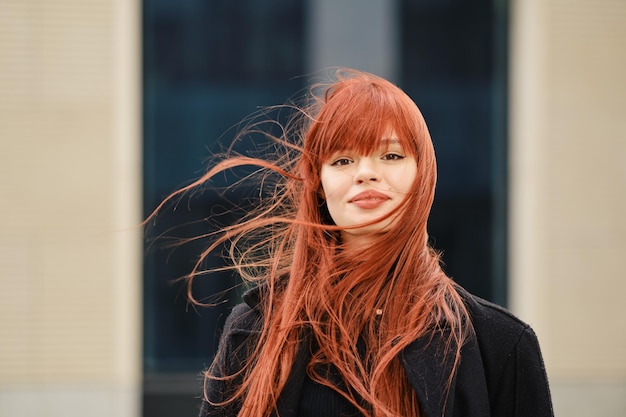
left=353, top=159, right=380, bottom=184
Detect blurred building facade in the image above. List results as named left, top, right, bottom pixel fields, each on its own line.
left=0, top=0, right=625, bottom=416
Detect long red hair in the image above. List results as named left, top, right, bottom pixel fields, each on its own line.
left=149, top=69, right=471, bottom=417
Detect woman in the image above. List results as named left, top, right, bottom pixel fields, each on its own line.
left=153, top=69, right=553, bottom=417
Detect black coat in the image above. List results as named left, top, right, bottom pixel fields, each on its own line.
left=200, top=286, right=553, bottom=417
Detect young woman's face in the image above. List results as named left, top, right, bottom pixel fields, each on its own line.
left=320, top=132, right=417, bottom=246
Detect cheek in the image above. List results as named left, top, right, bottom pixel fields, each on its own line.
left=388, top=165, right=417, bottom=194
left=319, top=168, right=345, bottom=217
left=319, top=167, right=330, bottom=198
left=319, top=166, right=341, bottom=200
left=320, top=184, right=340, bottom=213
left=404, top=166, right=418, bottom=192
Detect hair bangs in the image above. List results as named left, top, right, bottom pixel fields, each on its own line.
left=307, top=74, right=423, bottom=165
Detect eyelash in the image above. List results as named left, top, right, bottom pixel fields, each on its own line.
left=330, top=158, right=352, bottom=166
left=329, top=153, right=405, bottom=166
left=382, top=153, right=404, bottom=161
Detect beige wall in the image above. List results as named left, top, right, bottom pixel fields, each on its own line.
left=510, top=0, right=626, bottom=415
left=0, top=1, right=141, bottom=416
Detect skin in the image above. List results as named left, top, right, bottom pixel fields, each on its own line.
left=320, top=132, right=418, bottom=248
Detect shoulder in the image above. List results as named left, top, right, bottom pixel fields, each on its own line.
left=222, top=300, right=262, bottom=337
left=201, top=294, right=263, bottom=416
left=219, top=286, right=266, bottom=342
left=456, top=286, right=546, bottom=380
left=454, top=287, right=554, bottom=415
left=211, top=291, right=263, bottom=376
left=457, top=286, right=533, bottom=343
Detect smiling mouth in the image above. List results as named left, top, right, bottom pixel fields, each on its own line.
left=349, top=191, right=390, bottom=209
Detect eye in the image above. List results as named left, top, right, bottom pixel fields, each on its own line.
left=330, top=157, right=353, bottom=166
left=381, top=153, right=405, bottom=161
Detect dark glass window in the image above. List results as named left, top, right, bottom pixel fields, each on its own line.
left=401, top=0, right=509, bottom=304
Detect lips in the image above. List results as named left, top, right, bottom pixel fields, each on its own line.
left=349, top=190, right=390, bottom=209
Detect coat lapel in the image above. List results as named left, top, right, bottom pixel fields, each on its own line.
left=401, top=331, right=491, bottom=417
left=400, top=333, right=457, bottom=417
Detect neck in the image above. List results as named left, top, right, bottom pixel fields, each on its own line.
left=340, top=231, right=382, bottom=252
